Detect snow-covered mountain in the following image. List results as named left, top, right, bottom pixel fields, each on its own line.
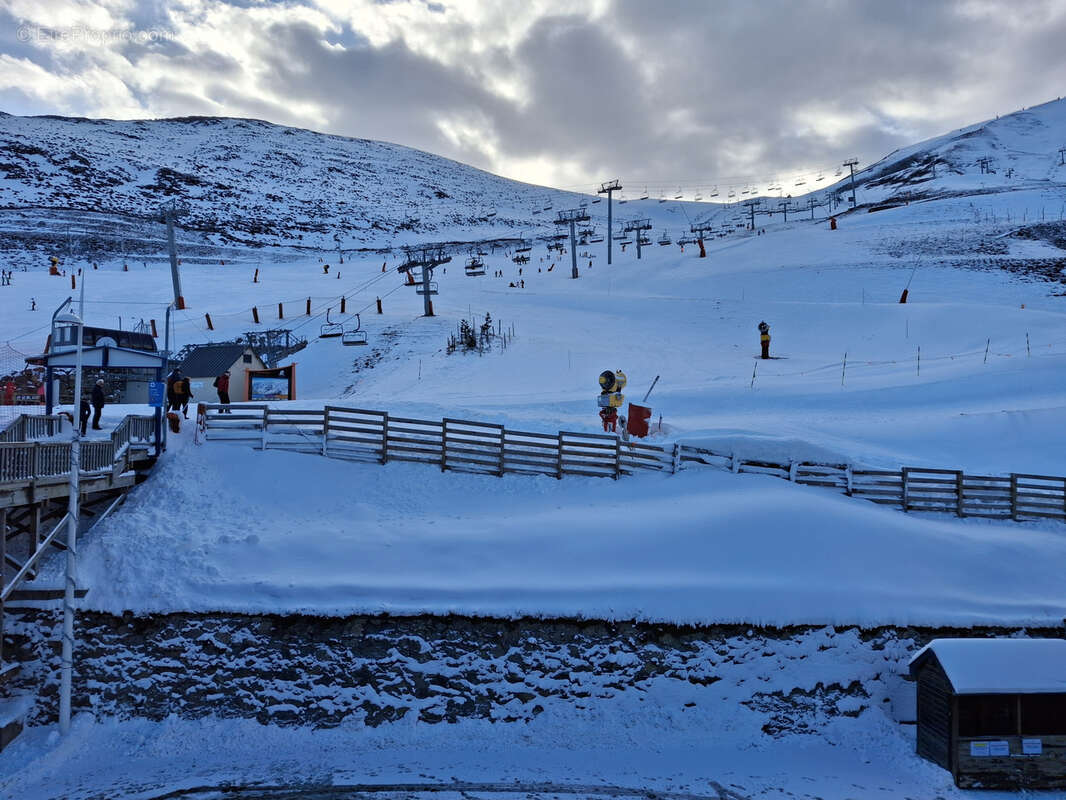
left=2, top=97, right=1063, bottom=269
left=0, top=113, right=598, bottom=261
left=818, top=97, right=1066, bottom=206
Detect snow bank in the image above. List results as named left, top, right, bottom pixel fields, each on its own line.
left=30, top=440, right=1066, bottom=627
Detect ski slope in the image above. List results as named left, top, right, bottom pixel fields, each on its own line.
left=7, top=174, right=1066, bottom=625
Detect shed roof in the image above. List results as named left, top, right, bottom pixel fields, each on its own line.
left=177, top=344, right=253, bottom=378
left=909, top=638, right=1066, bottom=694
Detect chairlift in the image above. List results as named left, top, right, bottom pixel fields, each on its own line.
left=532, top=206, right=541, bottom=215
left=319, top=307, right=344, bottom=339
left=515, top=239, right=532, bottom=252
left=613, top=232, right=627, bottom=241
left=640, top=186, right=650, bottom=200
left=638, top=235, right=651, bottom=246
left=592, top=196, right=602, bottom=203
left=590, top=235, right=604, bottom=243
left=619, top=192, right=628, bottom=205
left=674, top=186, right=683, bottom=200
left=486, top=209, right=498, bottom=217
left=465, top=255, right=486, bottom=276
left=657, top=230, right=672, bottom=246
left=513, top=254, right=530, bottom=264
left=816, top=173, right=824, bottom=182
left=835, top=168, right=843, bottom=177
left=342, top=314, right=368, bottom=346
left=710, top=186, right=719, bottom=197
left=619, top=238, right=633, bottom=246
left=727, top=188, right=736, bottom=198
left=658, top=191, right=666, bottom=204
left=694, top=191, right=703, bottom=201
left=740, top=188, right=749, bottom=195
left=795, top=179, right=806, bottom=187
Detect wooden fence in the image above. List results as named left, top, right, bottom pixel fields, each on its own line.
left=0, top=413, right=157, bottom=487
left=202, top=404, right=674, bottom=478
left=202, top=404, right=1066, bottom=525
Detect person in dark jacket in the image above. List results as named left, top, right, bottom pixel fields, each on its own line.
left=178, top=376, right=194, bottom=419
left=79, top=399, right=91, bottom=436
left=213, top=370, right=231, bottom=411
left=166, top=368, right=182, bottom=411
left=90, top=379, right=106, bottom=430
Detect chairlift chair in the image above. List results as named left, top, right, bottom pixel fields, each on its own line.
left=727, top=189, right=736, bottom=198
left=319, top=307, right=344, bottom=338
left=619, top=192, right=628, bottom=205
left=674, top=186, right=683, bottom=200
left=638, top=235, right=652, bottom=246
left=694, top=191, right=703, bottom=201
left=465, top=256, right=486, bottom=276
left=590, top=234, right=604, bottom=243
left=592, top=196, right=602, bottom=203
left=710, top=186, right=719, bottom=197
left=486, top=209, right=498, bottom=217
left=342, top=313, right=368, bottom=346
left=640, top=186, right=650, bottom=200
left=658, top=230, right=672, bottom=246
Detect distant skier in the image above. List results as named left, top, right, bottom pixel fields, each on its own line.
left=759, top=321, right=771, bottom=359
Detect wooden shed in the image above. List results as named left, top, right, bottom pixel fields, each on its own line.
left=909, top=638, right=1066, bottom=789
left=177, top=344, right=266, bottom=403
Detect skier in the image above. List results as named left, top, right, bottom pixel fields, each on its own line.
left=759, top=321, right=771, bottom=359
left=166, top=368, right=184, bottom=412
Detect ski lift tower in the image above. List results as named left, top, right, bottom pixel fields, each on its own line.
left=843, top=158, right=859, bottom=207
left=623, top=218, right=653, bottom=259
left=689, top=222, right=714, bottom=257
left=555, top=208, right=591, bottom=279
left=159, top=199, right=190, bottom=310
left=397, top=244, right=451, bottom=316
left=597, top=179, right=622, bottom=265
left=742, top=198, right=762, bottom=231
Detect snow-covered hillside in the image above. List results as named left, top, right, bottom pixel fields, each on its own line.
left=2, top=98, right=1065, bottom=271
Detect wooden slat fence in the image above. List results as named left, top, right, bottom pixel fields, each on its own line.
left=0, top=413, right=156, bottom=486
left=200, top=405, right=1066, bottom=525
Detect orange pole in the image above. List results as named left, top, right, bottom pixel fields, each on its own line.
left=252, top=306, right=259, bottom=324
left=205, top=313, right=214, bottom=330
left=150, top=319, right=158, bottom=338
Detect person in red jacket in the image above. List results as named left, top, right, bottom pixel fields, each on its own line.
left=213, top=370, right=231, bottom=412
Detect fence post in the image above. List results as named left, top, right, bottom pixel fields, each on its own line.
left=956, top=470, right=964, bottom=517
left=497, top=430, right=505, bottom=477
left=731, top=453, right=739, bottom=474
left=901, top=467, right=909, bottom=511
left=1010, top=473, right=1018, bottom=521
left=261, top=407, right=268, bottom=451
left=381, top=413, right=389, bottom=464
left=845, top=464, right=853, bottom=496
left=322, top=407, right=329, bottom=456
left=672, top=443, right=681, bottom=474
left=441, top=419, right=448, bottom=472
left=556, top=432, right=564, bottom=479
left=614, top=435, right=621, bottom=480
left=788, top=461, right=797, bottom=481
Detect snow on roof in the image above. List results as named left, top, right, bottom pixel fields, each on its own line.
left=909, top=638, right=1066, bottom=694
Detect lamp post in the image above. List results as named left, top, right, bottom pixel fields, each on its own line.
left=55, top=310, right=83, bottom=735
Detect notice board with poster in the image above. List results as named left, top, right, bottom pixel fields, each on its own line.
left=247, top=365, right=296, bottom=401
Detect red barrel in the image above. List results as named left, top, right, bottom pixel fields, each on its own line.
left=627, top=403, right=652, bottom=438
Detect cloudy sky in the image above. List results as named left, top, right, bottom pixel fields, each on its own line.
left=1, top=0, right=1064, bottom=192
